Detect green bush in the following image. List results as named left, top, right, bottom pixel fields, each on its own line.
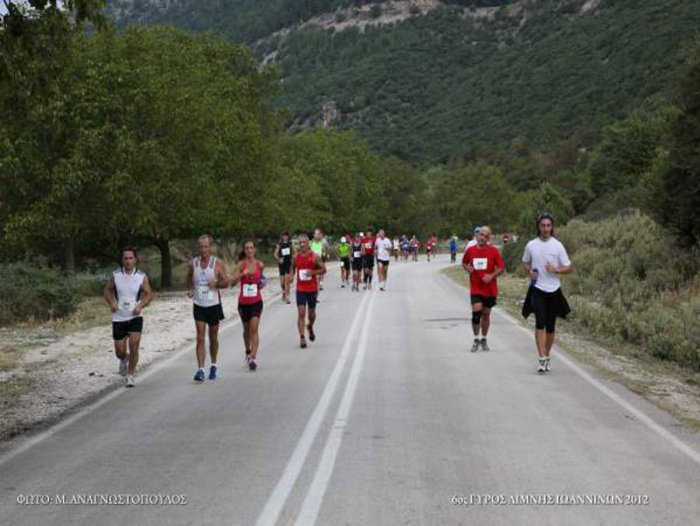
left=556, top=212, right=700, bottom=370
left=0, top=264, right=87, bottom=326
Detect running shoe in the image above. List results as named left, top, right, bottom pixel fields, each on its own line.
left=537, top=358, right=546, bottom=373
left=118, top=354, right=129, bottom=377
left=481, top=340, right=490, bottom=352
left=300, top=336, right=307, bottom=349
left=544, top=357, right=551, bottom=372
left=248, top=358, right=257, bottom=371
left=125, top=375, right=135, bottom=388
left=470, top=340, right=480, bottom=353
left=307, top=324, right=316, bottom=342
left=209, top=365, right=219, bottom=380
left=194, top=368, right=206, bottom=382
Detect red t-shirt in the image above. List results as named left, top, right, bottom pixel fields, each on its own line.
left=361, top=236, right=376, bottom=255
left=296, top=251, right=318, bottom=293
left=462, top=244, right=504, bottom=297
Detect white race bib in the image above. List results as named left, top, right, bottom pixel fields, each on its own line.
left=364, top=242, right=372, bottom=250
left=353, top=251, right=361, bottom=258
left=299, top=269, right=312, bottom=281
left=197, top=285, right=215, bottom=301
left=242, top=284, right=258, bottom=298
left=473, top=258, right=488, bottom=271
left=119, top=300, right=135, bottom=311
left=281, top=247, right=291, bottom=256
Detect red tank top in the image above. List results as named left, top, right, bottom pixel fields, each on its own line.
left=295, top=251, right=318, bottom=293
left=238, top=260, right=262, bottom=305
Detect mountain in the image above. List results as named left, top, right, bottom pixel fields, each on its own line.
left=109, top=0, right=700, bottom=164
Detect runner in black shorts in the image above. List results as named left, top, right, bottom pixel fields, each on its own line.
left=350, top=233, right=363, bottom=292
left=187, top=235, right=230, bottom=382
left=275, top=231, right=294, bottom=304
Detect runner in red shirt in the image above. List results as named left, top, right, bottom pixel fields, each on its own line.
left=462, top=225, right=504, bottom=352
left=361, top=227, right=377, bottom=290
left=230, top=240, right=266, bottom=371
left=294, top=232, right=326, bottom=348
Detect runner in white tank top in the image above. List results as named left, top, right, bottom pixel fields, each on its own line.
left=186, top=234, right=230, bottom=382
left=104, top=247, right=153, bottom=387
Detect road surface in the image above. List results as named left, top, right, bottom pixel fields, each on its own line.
left=1, top=256, right=699, bottom=525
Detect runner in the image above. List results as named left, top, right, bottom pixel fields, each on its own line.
left=462, top=226, right=504, bottom=352
left=426, top=233, right=438, bottom=261
left=400, top=235, right=410, bottom=261
left=337, top=233, right=352, bottom=288
left=449, top=235, right=458, bottom=263
left=392, top=236, right=400, bottom=262
left=310, top=228, right=330, bottom=291
left=104, top=247, right=154, bottom=387
left=361, top=228, right=377, bottom=290
left=375, top=229, right=393, bottom=291
left=350, top=232, right=363, bottom=292
left=295, top=233, right=326, bottom=348
left=410, top=235, right=420, bottom=262
left=522, top=212, right=573, bottom=373
left=231, top=240, right=266, bottom=371
left=186, top=234, right=230, bottom=382
left=274, top=231, right=294, bottom=304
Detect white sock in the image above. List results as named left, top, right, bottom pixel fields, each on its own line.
left=211, top=363, right=217, bottom=368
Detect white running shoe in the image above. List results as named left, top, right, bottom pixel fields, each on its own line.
left=544, top=357, right=551, bottom=372
left=125, top=375, right=135, bottom=387
left=537, top=358, right=546, bottom=373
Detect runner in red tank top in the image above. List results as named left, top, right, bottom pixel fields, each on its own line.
left=361, top=227, right=377, bottom=290
left=231, top=240, right=266, bottom=370
left=294, top=232, right=326, bottom=348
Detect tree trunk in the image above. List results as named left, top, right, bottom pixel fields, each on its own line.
left=155, top=237, right=172, bottom=289
left=63, top=238, right=76, bottom=275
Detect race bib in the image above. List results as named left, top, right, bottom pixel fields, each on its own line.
left=473, top=258, right=488, bottom=271
left=353, top=251, right=361, bottom=258
left=197, top=285, right=215, bottom=301
left=281, top=247, right=291, bottom=256
left=243, top=284, right=258, bottom=298
left=299, top=269, right=312, bottom=281
left=340, top=236, right=347, bottom=243
left=364, top=242, right=372, bottom=249
left=119, top=300, right=135, bottom=311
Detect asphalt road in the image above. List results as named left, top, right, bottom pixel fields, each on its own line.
left=2, top=256, right=700, bottom=526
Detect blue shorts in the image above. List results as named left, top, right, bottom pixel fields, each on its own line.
left=296, top=291, right=318, bottom=310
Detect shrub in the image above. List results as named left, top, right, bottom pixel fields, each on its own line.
left=0, top=264, right=87, bottom=326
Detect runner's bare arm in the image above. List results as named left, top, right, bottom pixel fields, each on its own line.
left=104, top=276, right=118, bottom=312
left=547, top=261, right=573, bottom=275
left=313, top=254, right=327, bottom=276
left=134, top=275, right=154, bottom=314
left=186, top=263, right=194, bottom=298
left=215, top=260, right=232, bottom=289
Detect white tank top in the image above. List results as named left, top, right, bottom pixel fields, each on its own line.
left=193, top=256, right=221, bottom=307
left=112, top=268, right=145, bottom=322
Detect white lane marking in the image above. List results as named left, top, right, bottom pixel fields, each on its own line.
left=439, top=268, right=700, bottom=465
left=294, top=289, right=377, bottom=526
left=255, top=292, right=371, bottom=526
left=499, top=300, right=700, bottom=467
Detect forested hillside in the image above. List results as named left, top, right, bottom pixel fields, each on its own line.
left=108, top=1, right=700, bottom=166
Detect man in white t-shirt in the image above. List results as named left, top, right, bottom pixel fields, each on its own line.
left=375, top=229, right=394, bottom=291
left=522, top=212, right=573, bottom=373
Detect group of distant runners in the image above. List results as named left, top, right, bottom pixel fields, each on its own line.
left=104, top=213, right=572, bottom=387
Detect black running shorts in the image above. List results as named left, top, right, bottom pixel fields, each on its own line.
left=112, top=317, right=143, bottom=341
left=296, top=291, right=318, bottom=310
left=238, top=301, right=263, bottom=322
left=470, top=295, right=497, bottom=309
left=193, top=303, right=225, bottom=326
